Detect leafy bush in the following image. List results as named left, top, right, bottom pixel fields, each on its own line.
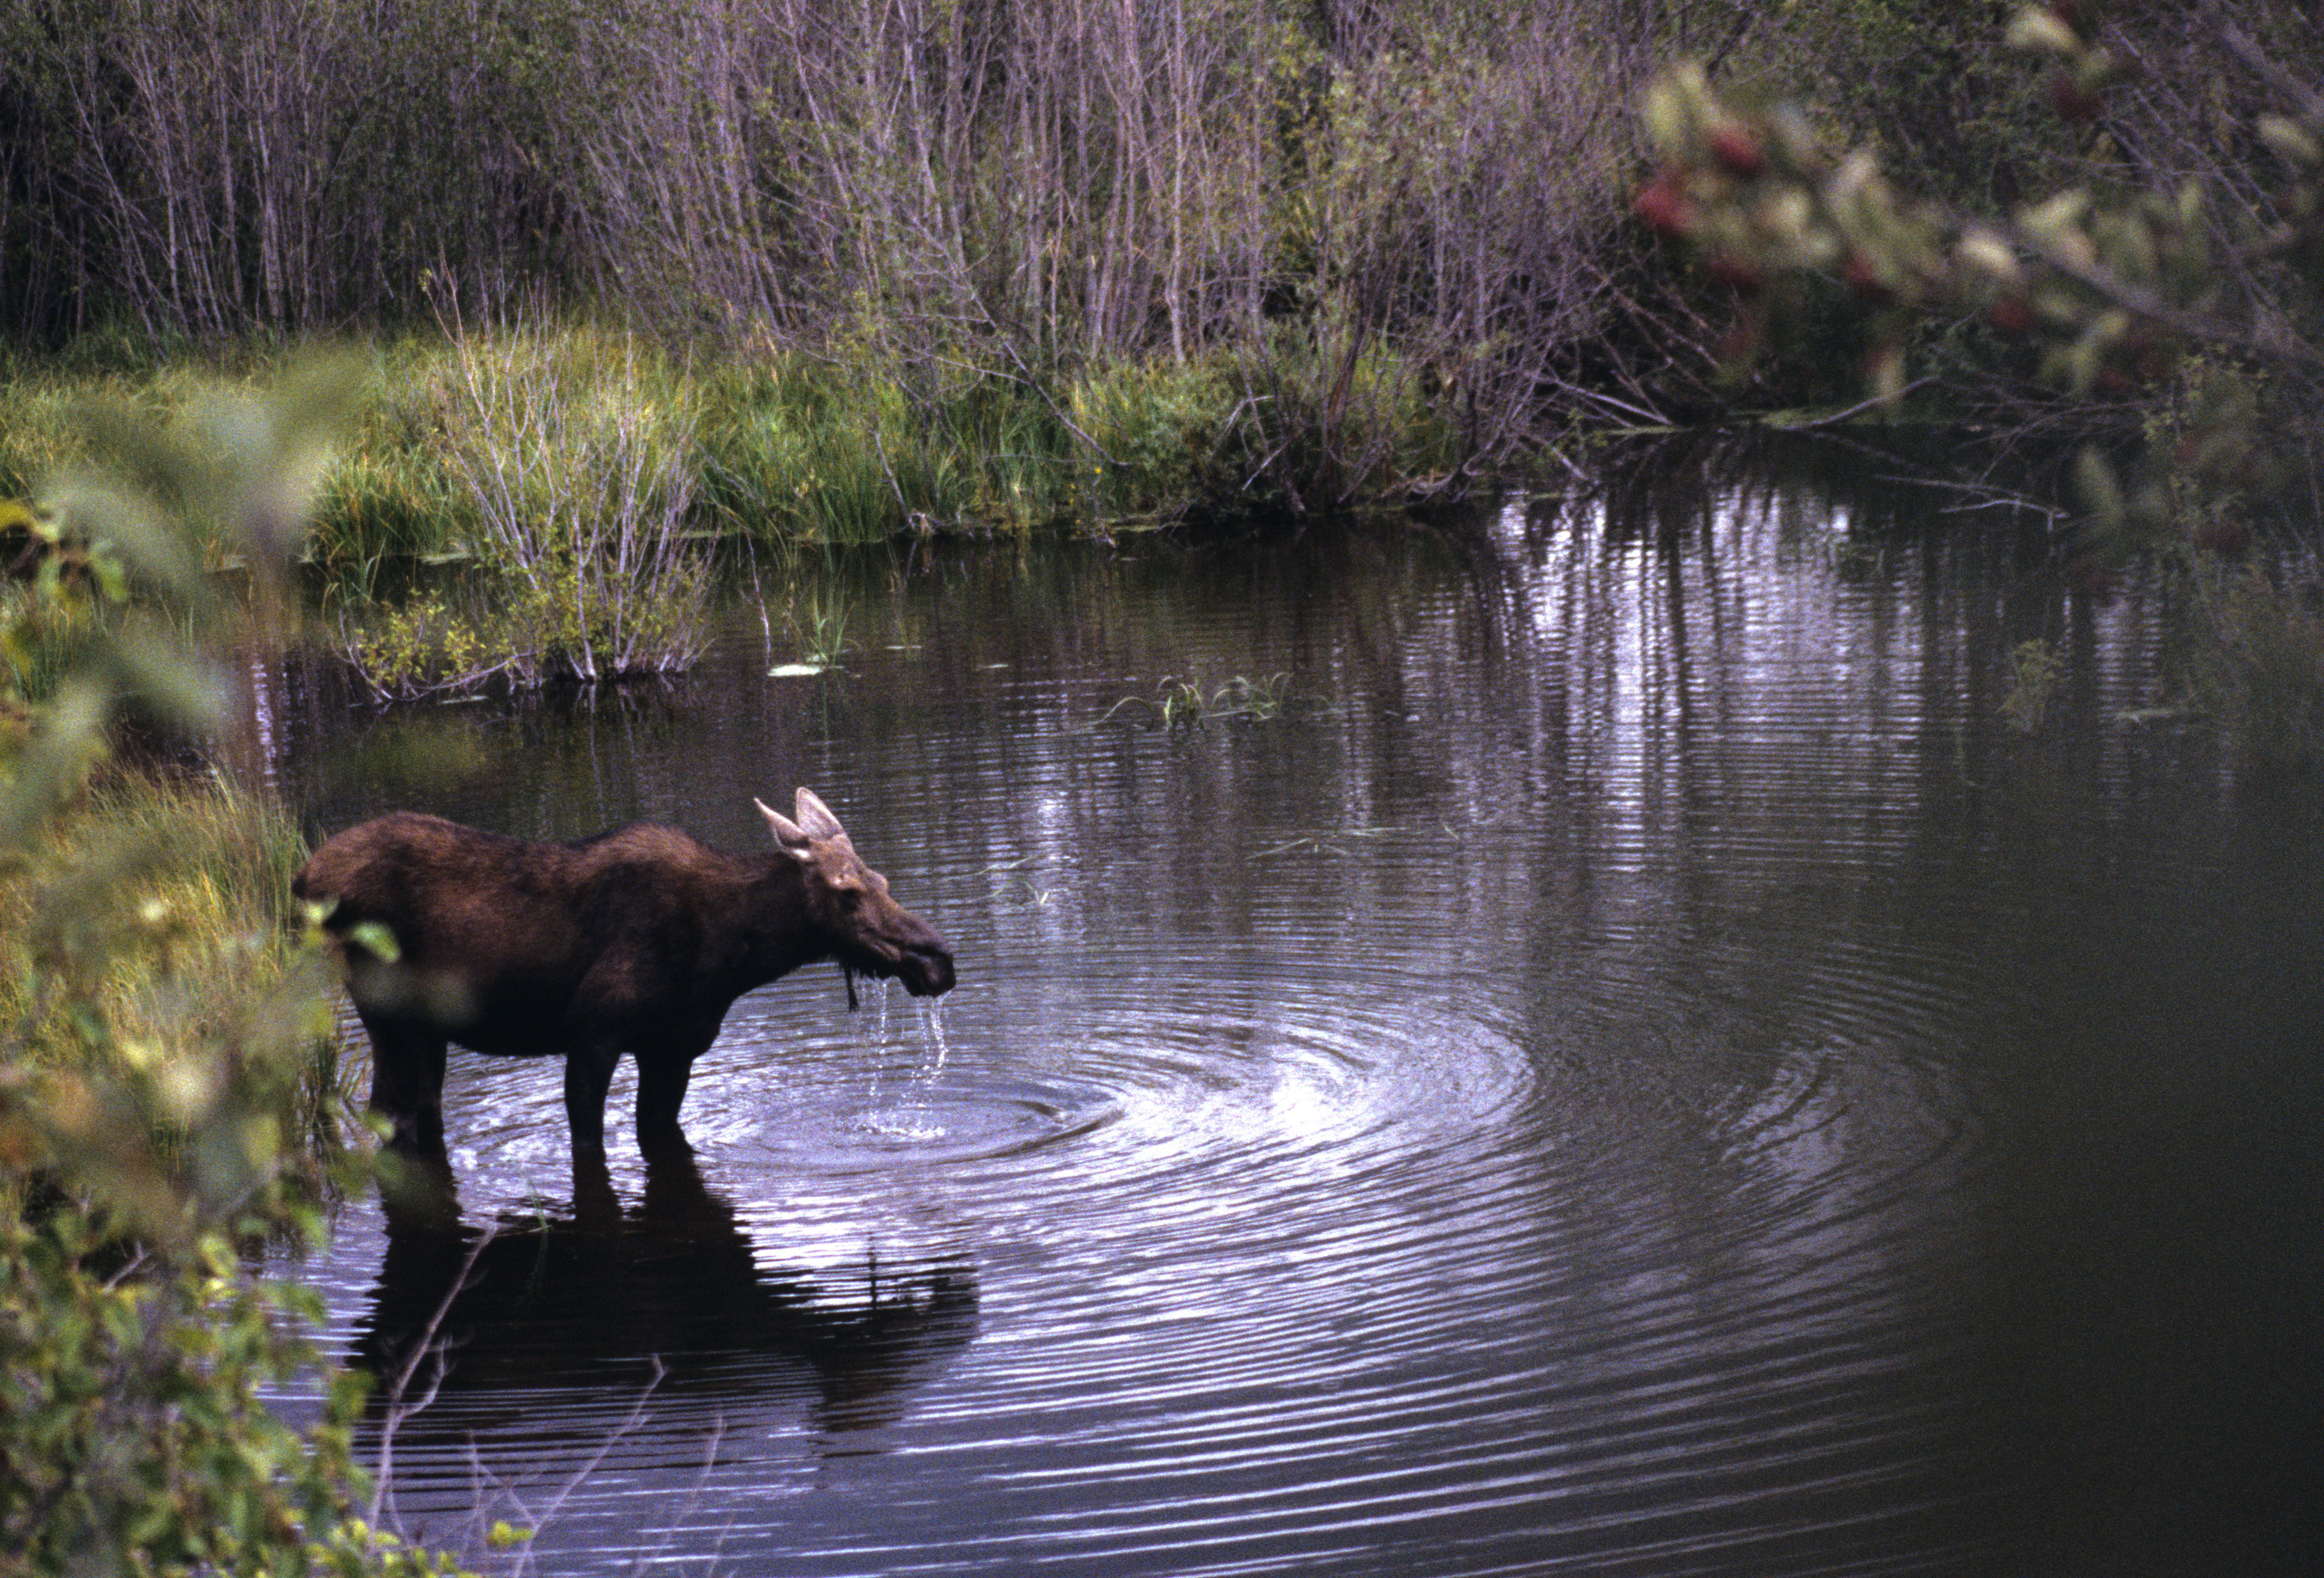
left=0, top=361, right=475, bottom=1577
left=1069, top=356, right=1242, bottom=520
left=2184, top=559, right=2324, bottom=767
left=1636, top=3, right=2324, bottom=759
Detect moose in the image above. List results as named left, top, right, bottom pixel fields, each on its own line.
left=294, top=789, right=956, bottom=1158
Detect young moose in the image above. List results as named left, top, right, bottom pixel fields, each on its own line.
left=295, top=789, right=956, bottom=1158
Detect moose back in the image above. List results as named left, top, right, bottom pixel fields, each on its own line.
left=295, top=789, right=956, bottom=1158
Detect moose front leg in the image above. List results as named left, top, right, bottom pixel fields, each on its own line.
left=635, top=1052, right=696, bottom=1157
left=362, top=1018, right=450, bottom=1154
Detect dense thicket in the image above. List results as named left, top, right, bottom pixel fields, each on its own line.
left=6, top=1, right=2320, bottom=482
left=0, top=1, right=1645, bottom=387
left=1617, top=0, right=2324, bottom=420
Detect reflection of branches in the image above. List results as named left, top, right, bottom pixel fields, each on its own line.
left=364, top=1231, right=693, bottom=1577
left=617, top=1411, right=729, bottom=1578
left=468, top=1357, right=671, bottom=1578
left=369, top=1226, right=496, bottom=1529
left=351, top=1142, right=979, bottom=1570
left=1911, top=475, right=2071, bottom=531
left=1776, top=378, right=1941, bottom=431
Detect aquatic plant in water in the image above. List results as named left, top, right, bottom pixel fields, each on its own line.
left=1100, top=672, right=1298, bottom=730
left=2000, top=638, right=2061, bottom=734
left=787, top=585, right=855, bottom=669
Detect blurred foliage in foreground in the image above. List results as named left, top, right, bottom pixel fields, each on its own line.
left=1, top=365, right=472, bottom=1574
left=1638, top=0, right=2324, bottom=764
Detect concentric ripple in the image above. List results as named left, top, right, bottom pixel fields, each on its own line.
left=301, top=883, right=1985, bottom=1578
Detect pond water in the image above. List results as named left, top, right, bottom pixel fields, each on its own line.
left=272, top=437, right=2322, bottom=1577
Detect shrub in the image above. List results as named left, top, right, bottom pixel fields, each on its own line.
left=1635, top=4, right=2324, bottom=760
left=2184, top=559, right=2324, bottom=767
left=1069, top=356, right=1243, bottom=520
left=1, top=360, right=476, bottom=1578
left=339, top=327, right=717, bottom=695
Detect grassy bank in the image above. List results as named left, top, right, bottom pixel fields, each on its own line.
left=5, top=325, right=1473, bottom=549
left=2, top=322, right=1472, bottom=696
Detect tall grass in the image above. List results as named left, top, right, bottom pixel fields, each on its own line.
left=309, top=344, right=476, bottom=573
left=699, top=348, right=1095, bottom=541
left=695, top=332, right=1469, bottom=540
left=7, top=319, right=1479, bottom=709
left=0, top=361, right=252, bottom=552
left=0, top=773, right=354, bottom=1165
left=698, top=355, right=973, bottom=542
left=0, top=377, right=96, bottom=504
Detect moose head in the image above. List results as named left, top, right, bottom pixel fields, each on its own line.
left=757, top=789, right=957, bottom=999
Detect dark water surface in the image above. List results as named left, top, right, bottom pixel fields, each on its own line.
left=274, top=441, right=2323, bottom=1576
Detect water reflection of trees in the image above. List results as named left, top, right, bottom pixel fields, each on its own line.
left=293, top=441, right=2199, bottom=859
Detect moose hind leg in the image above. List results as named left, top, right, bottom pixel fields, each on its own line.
left=564, top=1045, right=623, bottom=1158
left=362, top=1018, right=450, bottom=1154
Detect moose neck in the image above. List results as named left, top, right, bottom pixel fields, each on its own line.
left=725, top=851, right=832, bottom=987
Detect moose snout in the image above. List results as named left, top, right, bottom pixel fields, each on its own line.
left=898, top=935, right=957, bottom=997
left=876, top=908, right=956, bottom=996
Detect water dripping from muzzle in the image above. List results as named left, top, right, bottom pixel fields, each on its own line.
left=844, top=963, right=860, bottom=1012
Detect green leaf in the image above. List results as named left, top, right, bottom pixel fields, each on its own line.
left=2075, top=445, right=2126, bottom=532
left=345, top=920, right=401, bottom=963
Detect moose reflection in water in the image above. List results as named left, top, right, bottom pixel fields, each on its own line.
left=296, top=788, right=956, bottom=1158
left=352, top=1145, right=980, bottom=1496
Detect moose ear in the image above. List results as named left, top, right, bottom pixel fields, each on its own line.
left=793, top=787, right=848, bottom=842
left=756, top=797, right=816, bottom=862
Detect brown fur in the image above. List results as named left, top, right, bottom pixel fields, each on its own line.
left=294, top=789, right=955, bottom=1157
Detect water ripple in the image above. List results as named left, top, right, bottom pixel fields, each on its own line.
left=309, top=889, right=1983, bottom=1575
